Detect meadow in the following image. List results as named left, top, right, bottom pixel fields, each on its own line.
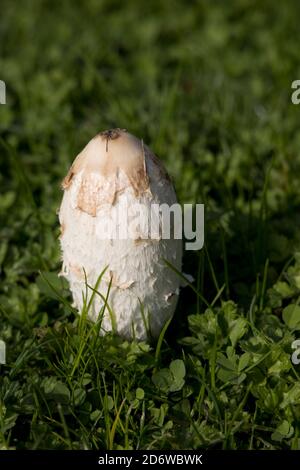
left=1, top=0, right=300, bottom=449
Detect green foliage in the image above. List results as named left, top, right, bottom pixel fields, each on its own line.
left=1, top=0, right=300, bottom=450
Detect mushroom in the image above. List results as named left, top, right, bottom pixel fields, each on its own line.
left=59, top=129, right=182, bottom=340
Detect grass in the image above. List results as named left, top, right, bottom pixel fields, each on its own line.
left=1, top=0, right=300, bottom=450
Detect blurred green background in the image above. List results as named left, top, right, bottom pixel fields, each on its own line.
left=1, top=0, right=300, bottom=450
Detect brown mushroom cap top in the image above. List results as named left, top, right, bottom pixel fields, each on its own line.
left=61, top=129, right=171, bottom=216
left=62, top=129, right=149, bottom=193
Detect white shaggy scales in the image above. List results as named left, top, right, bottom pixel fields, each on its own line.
left=59, top=129, right=182, bottom=340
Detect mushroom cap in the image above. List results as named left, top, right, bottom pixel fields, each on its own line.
left=59, top=129, right=182, bottom=340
